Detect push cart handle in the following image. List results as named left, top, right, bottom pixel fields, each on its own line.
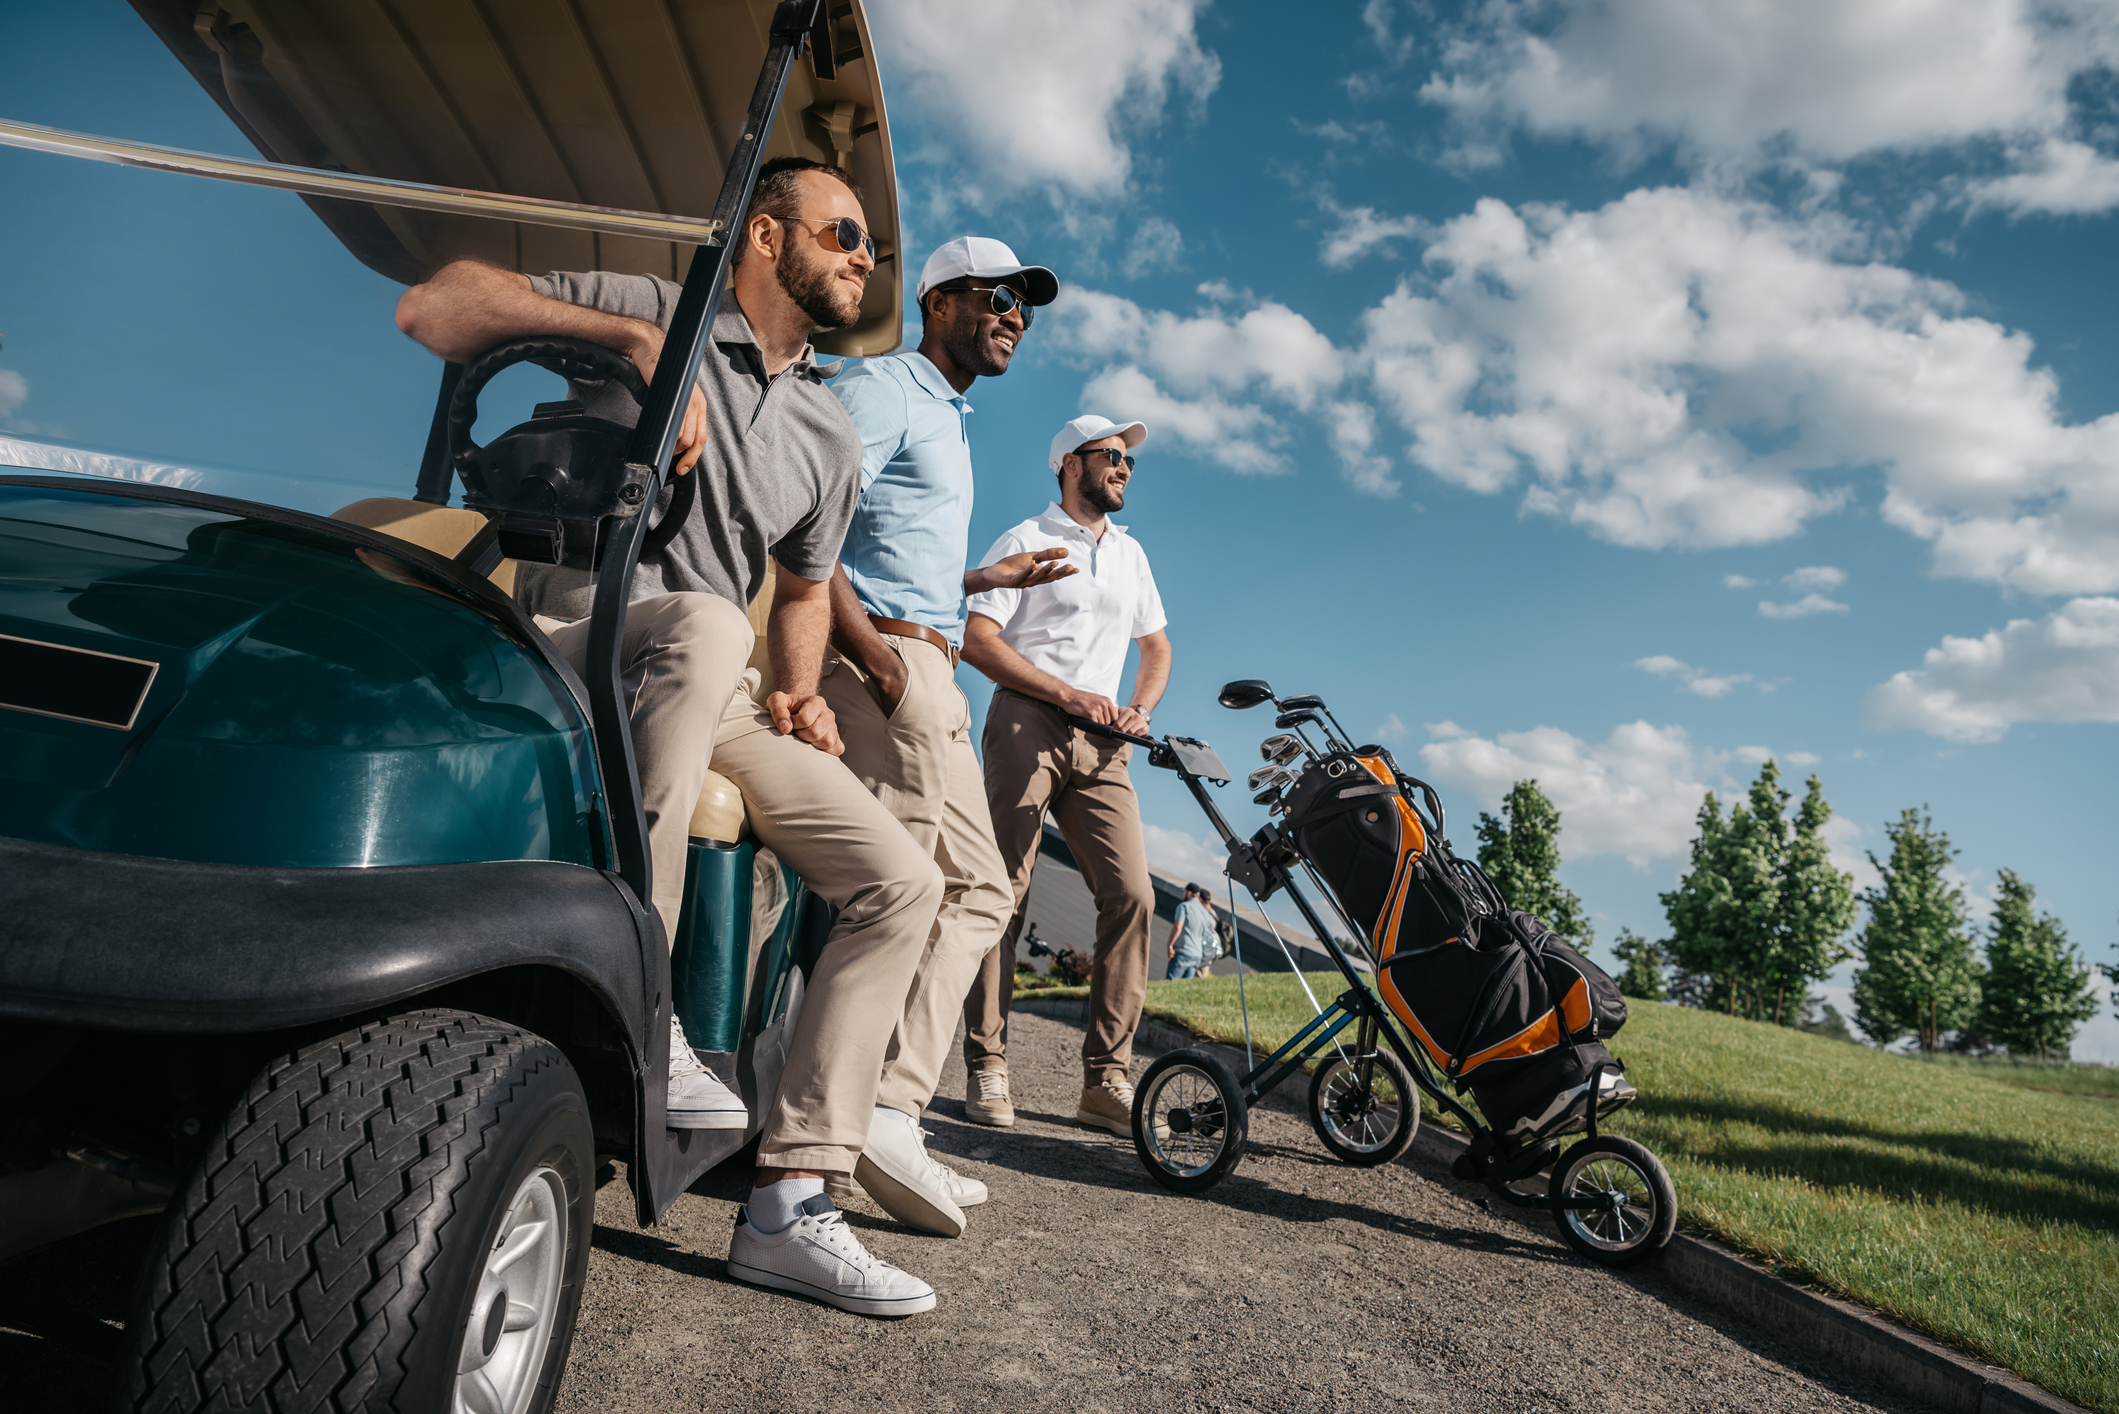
left=1065, top=712, right=1160, bottom=749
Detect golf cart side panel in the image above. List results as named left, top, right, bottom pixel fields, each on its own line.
left=0, top=837, right=651, bottom=1040
left=131, top=0, right=903, bottom=356
left=0, top=478, right=602, bottom=869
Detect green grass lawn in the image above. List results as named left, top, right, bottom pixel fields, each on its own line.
left=1045, top=972, right=2119, bottom=1413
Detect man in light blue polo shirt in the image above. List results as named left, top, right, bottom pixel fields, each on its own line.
left=817, top=237, right=1069, bottom=1238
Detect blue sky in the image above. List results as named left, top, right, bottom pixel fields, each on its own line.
left=3, top=1, right=2115, bottom=1056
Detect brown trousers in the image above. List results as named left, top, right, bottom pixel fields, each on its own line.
left=964, top=688, right=1154, bottom=1084
left=820, top=634, right=1014, bottom=1118
left=544, top=593, right=942, bottom=1173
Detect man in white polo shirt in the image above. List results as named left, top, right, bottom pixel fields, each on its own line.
left=959, top=415, right=1173, bottom=1136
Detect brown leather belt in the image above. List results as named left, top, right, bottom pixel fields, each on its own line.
left=865, top=615, right=959, bottom=668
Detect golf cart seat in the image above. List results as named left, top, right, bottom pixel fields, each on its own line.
left=331, top=497, right=518, bottom=596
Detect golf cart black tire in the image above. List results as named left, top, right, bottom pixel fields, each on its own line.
left=1547, top=1135, right=1678, bottom=1268
left=118, top=1009, right=594, bottom=1414
left=1305, top=1045, right=1418, bottom=1168
left=1132, top=1047, right=1249, bottom=1195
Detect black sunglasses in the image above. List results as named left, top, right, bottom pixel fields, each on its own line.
left=1074, top=446, right=1135, bottom=471
left=779, top=214, right=876, bottom=261
left=933, top=281, right=1036, bottom=328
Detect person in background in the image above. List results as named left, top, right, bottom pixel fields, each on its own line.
left=959, top=414, right=1172, bottom=1137
left=1166, top=882, right=1218, bottom=980
left=818, top=236, right=1067, bottom=1231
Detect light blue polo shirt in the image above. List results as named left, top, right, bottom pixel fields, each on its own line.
left=829, top=351, right=975, bottom=645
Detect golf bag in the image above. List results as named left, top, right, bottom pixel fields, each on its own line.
left=1278, top=749, right=1634, bottom=1144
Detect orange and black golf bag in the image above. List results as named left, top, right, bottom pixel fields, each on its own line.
left=1277, top=749, right=1635, bottom=1144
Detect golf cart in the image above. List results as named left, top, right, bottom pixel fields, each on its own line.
left=0, top=2, right=899, bottom=1409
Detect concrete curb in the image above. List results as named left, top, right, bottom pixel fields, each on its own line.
left=1016, top=998, right=2089, bottom=1414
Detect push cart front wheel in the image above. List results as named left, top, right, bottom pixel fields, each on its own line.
left=1307, top=1046, right=1418, bottom=1167
left=1548, top=1135, right=1677, bottom=1266
left=1134, top=1048, right=1249, bottom=1194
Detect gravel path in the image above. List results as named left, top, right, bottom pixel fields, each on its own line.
left=0, top=1008, right=1939, bottom=1413
left=554, top=1010, right=1932, bottom=1414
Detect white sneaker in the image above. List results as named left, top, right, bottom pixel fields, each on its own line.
left=666, top=1015, right=746, bottom=1130
left=856, top=1115, right=969, bottom=1237
left=726, top=1195, right=937, bottom=1317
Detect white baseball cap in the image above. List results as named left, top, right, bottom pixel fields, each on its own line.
left=916, top=236, right=1059, bottom=309
left=1048, top=414, right=1148, bottom=472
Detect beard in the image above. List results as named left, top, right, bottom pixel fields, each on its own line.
left=775, top=242, right=864, bottom=330
left=1082, top=471, right=1126, bottom=513
left=941, top=314, right=1013, bottom=379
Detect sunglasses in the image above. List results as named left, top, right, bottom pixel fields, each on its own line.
left=779, top=214, right=876, bottom=261
left=1074, top=447, right=1135, bottom=471
left=933, top=281, right=1036, bottom=328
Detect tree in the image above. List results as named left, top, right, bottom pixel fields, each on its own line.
left=1476, top=779, right=1592, bottom=944
left=1610, top=928, right=1668, bottom=1002
left=1660, top=761, right=1856, bottom=1024
left=1852, top=809, right=1982, bottom=1053
left=1977, top=871, right=2100, bottom=1061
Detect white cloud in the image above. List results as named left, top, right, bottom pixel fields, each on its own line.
left=1864, top=597, right=2119, bottom=743
left=1079, top=365, right=1287, bottom=476
left=1375, top=712, right=1409, bottom=743
left=1053, top=288, right=1345, bottom=411
left=1362, top=0, right=1417, bottom=66
left=1420, top=719, right=1713, bottom=865
left=0, top=369, right=25, bottom=420
left=1121, top=217, right=1186, bottom=278
left=1783, top=565, right=1846, bottom=590
left=875, top=0, right=1220, bottom=200
left=1357, top=186, right=2119, bottom=584
left=1142, top=822, right=1228, bottom=885
left=1420, top=0, right=2119, bottom=214
left=1784, top=751, right=1821, bottom=768
left=1759, top=593, right=1850, bottom=620
left=1722, top=573, right=1756, bottom=589
left=1634, top=654, right=1754, bottom=698
left=1324, top=399, right=1398, bottom=495
left=1320, top=203, right=1429, bottom=268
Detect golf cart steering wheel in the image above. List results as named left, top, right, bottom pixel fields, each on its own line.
left=445, top=335, right=697, bottom=564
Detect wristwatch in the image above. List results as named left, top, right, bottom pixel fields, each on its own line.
left=1129, top=704, right=1152, bottom=721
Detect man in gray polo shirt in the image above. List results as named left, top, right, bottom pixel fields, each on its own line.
left=396, top=157, right=944, bottom=1316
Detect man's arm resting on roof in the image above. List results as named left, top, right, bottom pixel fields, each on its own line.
left=1127, top=630, right=1172, bottom=726
left=960, top=613, right=1132, bottom=730
left=393, top=259, right=713, bottom=475
left=767, top=563, right=844, bottom=755
left=829, top=564, right=906, bottom=711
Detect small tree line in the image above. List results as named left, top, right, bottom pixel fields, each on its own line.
left=1470, top=767, right=2111, bottom=1061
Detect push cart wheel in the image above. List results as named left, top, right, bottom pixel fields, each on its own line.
left=1133, top=1048, right=1249, bottom=1194
left=1307, top=1046, right=1418, bottom=1167
left=119, top=1009, right=593, bottom=1414
left=1548, top=1135, right=1677, bottom=1266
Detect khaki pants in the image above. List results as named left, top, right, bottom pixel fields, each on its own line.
left=965, top=688, right=1153, bottom=1085
left=821, top=635, right=1014, bottom=1118
left=543, top=593, right=942, bottom=1173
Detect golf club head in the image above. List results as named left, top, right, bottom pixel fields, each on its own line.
left=1218, top=679, right=1275, bottom=711
left=1248, top=765, right=1281, bottom=791
left=1259, top=733, right=1304, bottom=765
left=1275, top=709, right=1320, bottom=731
left=1253, top=787, right=1283, bottom=806
left=1279, top=693, right=1325, bottom=711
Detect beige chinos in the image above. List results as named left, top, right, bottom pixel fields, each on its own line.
left=965, top=687, right=1154, bottom=1084
left=543, top=592, right=943, bottom=1174
left=820, top=633, right=1014, bottom=1118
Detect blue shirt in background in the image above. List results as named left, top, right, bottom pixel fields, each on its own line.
left=828, top=351, right=976, bottom=645
left=1174, top=897, right=1217, bottom=963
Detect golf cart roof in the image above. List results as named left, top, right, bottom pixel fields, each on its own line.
left=129, top=0, right=902, bottom=357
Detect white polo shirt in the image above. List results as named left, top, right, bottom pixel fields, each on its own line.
left=966, top=502, right=1167, bottom=701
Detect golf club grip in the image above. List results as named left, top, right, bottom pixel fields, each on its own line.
left=1065, top=713, right=1158, bottom=748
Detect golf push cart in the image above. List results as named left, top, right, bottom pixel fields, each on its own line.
left=1, top=2, right=898, bottom=1409
left=1071, top=683, right=1678, bottom=1268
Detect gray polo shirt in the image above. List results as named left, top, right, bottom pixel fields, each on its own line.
left=510, top=270, right=861, bottom=620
